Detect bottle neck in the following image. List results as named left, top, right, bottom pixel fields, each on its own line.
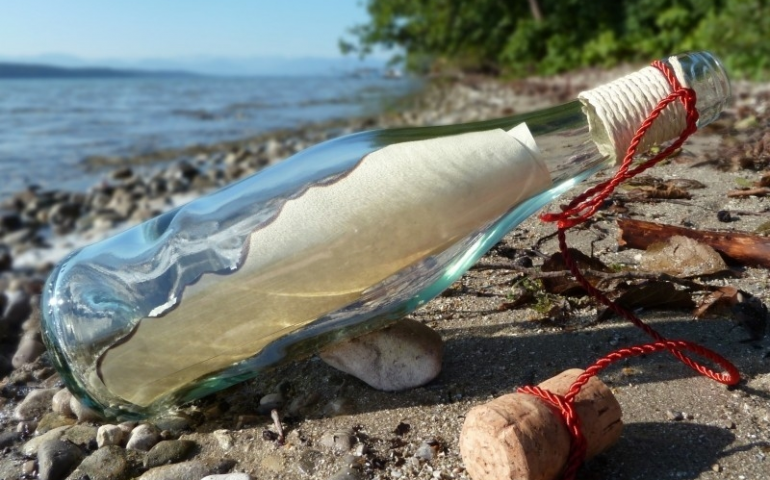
left=510, top=51, right=730, bottom=185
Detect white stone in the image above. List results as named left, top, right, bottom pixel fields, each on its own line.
left=319, top=319, right=443, bottom=391
left=96, top=424, right=125, bottom=448
left=69, top=396, right=103, bottom=423
left=51, top=389, right=74, bottom=418
left=126, top=424, right=160, bottom=452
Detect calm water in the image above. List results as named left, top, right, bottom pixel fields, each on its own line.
left=0, top=75, right=420, bottom=197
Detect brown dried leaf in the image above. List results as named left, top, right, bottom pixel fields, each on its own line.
left=625, top=184, right=692, bottom=201
left=540, top=248, right=611, bottom=296
left=597, top=281, right=695, bottom=321
left=639, top=236, right=728, bottom=277
left=693, top=286, right=739, bottom=318
left=664, top=178, right=706, bottom=190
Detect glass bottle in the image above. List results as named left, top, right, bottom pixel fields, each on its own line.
left=41, top=52, right=730, bottom=418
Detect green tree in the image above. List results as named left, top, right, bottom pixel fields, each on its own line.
left=342, top=0, right=768, bottom=78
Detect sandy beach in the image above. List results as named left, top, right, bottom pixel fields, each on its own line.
left=1, top=67, right=769, bottom=480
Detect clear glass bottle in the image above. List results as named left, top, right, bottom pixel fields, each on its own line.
left=42, top=52, right=730, bottom=418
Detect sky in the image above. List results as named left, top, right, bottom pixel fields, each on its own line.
left=0, top=1, right=374, bottom=60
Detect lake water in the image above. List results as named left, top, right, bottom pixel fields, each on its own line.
left=0, top=75, right=420, bottom=198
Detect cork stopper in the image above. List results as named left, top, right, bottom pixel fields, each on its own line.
left=459, top=368, right=623, bottom=480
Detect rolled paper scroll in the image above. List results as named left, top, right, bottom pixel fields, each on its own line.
left=98, top=123, right=553, bottom=406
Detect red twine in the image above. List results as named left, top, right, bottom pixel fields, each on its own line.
left=521, top=60, right=741, bottom=480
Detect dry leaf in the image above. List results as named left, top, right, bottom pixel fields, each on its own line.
left=639, top=236, right=728, bottom=277
left=693, top=286, right=739, bottom=318
left=540, top=248, right=611, bottom=296
left=597, top=281, right=695, bottom=321
left=693, top=287, right=767, bottom=341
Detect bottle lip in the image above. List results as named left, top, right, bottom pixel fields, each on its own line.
left=667, top=51, right=731, bottom=127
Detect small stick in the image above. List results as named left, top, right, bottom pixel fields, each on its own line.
left=270, top=409, right=284, bottom=445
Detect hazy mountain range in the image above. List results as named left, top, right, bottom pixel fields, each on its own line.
left=0, top=53, right=390, bottom=77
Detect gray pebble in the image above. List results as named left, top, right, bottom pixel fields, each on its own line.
left=69, top=396, right=103, bottom=423
left=51, top=389, right=75, bottom=418
left=126, top=424, right=160, bottom=451
left=35, top=412, right=76, bottom=434
left=413, top=438, right=440, bottom=462
left=13, top=388, right=58, bottom=421
left=144, top=439, right=196, bottom=468
left=37, top=439, right=84, bottom=480
left=153, top=413, right=192, bottom=434
left=327, top=467, right=365, bottom=480
left=2, top=287, right=31, bottom=326
left=258, top=392, right=284, bottom=413
left=62, top=424, right=97, bottom=448
left=97, top=424, right=125, bottom=448
left=22, top=426, right=72, bottom=456
left=319, top=430, right=356, bottom=452
left=319, top=319, right=443, bottom=391
left=0, top=431, right=21, bottom=448
left=137, top=460, right=210, bottom=480
left=12, top=332, right=45, bottom=368
left=65, top=444, right=129, bottom=480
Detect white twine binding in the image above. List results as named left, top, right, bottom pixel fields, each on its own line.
left=578, top=56, right=689, bottom=163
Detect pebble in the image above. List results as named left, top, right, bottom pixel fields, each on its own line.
left=319, top=429, right=356, bottom=452
left=36, top=412, right=76, bottom=433
left=37, top=439, right=84, bottom=480
left=200, top=474, right=254, bottom=480
left=328, top=467, right=366, bottom=480
left=319, top=319, right=444, bottom=391
left=2, top=286, right=31, bottom=326
left=258, top=392, right=284, bottom=413
left=666, top=410, right=685, bottom=421
left=69, top=395, right=104, bottom=422
left=22, top=425, right=71, bottom=456
left=97, top=424, right=126, bottom=448
left=12, top=332, right=45, bottom=368
left=153, top=412, right=192, bottom=434
left=414, top=438, right=440, bottom=462
left=65, top=445, right=129, bottom=480
left=62, top=424, right=98, bottom=448
left=126, top=424, right=161, bottom=451
left=212, top=429, right=233, bottom=450
left=0, top=431, right=21, bottom=448
left=144, top=439, right=196, bottom=468
left=137, top=460, right=211, bottom=480
left=51, top=389, right=75, bottom=418
left=13, top=388, right=58, bottom=421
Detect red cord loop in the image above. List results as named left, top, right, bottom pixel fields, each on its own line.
left=522, top=60, right=741, bottom=480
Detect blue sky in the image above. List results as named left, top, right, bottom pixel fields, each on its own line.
left=0, top=1, right=373, bottom=59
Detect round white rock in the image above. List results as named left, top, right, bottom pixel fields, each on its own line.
left=319, top=319, right=443, bottom=391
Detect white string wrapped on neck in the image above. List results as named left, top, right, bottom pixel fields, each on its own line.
left=579, top=56, right=689, bottom=163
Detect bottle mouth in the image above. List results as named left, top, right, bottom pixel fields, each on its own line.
left=667, top=51, right=732, bottom=127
